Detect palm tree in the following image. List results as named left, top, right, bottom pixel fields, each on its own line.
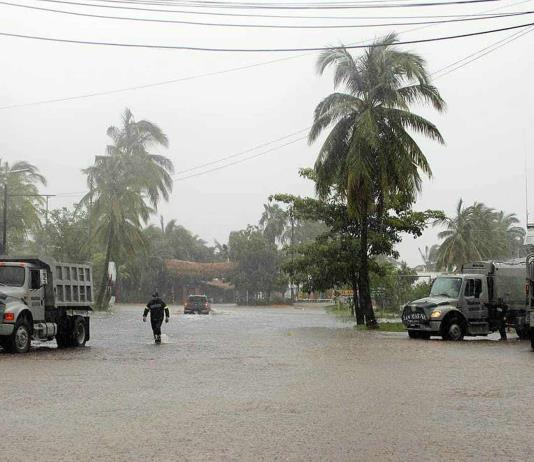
left=418, top=244, right=440, bottom=271
left=435, top=200, right=526, bottom=270
left=259, top=202, right=288, bottom=246
left=0, top=160, right=47, bottom=252
left=309, top=34, right=445, bottom=324
left=82, top=109, right=174, bottom=310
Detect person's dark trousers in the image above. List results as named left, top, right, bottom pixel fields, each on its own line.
left=151, top=316, right=163, bottom=337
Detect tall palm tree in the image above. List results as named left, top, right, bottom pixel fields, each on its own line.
left=309, top=34, right=445, bottom=324
left=0, top=160, right=47, bottom=252
left=82, top=109, right=174, bottom=310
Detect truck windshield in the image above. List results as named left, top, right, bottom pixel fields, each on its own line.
left=430, top=277, right=462, bottom=299
left=0, top=266, right=25, bottom=287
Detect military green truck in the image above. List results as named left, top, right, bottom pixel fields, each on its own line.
left=401, top=260, right=527, bottom=340
left=0, top=257, right=93, bottom=353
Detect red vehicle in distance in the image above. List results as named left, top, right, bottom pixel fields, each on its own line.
left=184, top=295, right=211, bottom=315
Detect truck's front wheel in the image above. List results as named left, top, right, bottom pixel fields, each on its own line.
left=443, top=317, right=464, bottom=341
left=10, top=321, right=31, bottom=353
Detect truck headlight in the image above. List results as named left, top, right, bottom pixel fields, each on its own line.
left=430, top=310, right=442, bottom=319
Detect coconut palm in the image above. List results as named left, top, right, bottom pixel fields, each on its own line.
left=82, top=109, right=174, bottom=310
left=418, top=244, right=440, bottom=271
left=0, top=160, right=47, bottom=252
left=435, top=200, right=525, bottom=270
left=259, top=202, right=288, bottom=246
left=309, top=34, right=445, bottom=324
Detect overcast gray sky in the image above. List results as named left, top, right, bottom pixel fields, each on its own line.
left=0, top=0, right=533, bottom=266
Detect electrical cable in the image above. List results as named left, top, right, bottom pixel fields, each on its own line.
left=13, top=0, right=511, bottom=16
left=3, top=1, right=531, bottom=28
left=0, top=0, right=527, bottom=110
left=67, top=0, right=504, bottom=9
left=27, top=0, right=527, bottom=19
left=1, top=20, right=534, bottom=51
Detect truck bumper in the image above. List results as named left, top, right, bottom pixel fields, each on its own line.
left=404, top=321, right=441, bottom=333
left=0, top=323, right=14, bottom=336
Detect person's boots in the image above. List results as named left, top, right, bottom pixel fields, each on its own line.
left=155, top=334, right=161, bottom=344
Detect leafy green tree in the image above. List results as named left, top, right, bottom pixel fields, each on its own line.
left=35, top=207, right=92, bottom=262
left=228, top=226, right=284, bottom=303
left=308, top=34, right=445, bottom=325
left=81, top=108, right=174, bottom=309
left=0, top=160, right=47, bottom=253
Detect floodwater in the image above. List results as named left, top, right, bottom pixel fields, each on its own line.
left=1, top=304, right=534, bottom=461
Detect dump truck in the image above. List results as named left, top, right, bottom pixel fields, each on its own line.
left=0, top=257, right=92, bottom=353
left=402, top=259, right=528, bottom=340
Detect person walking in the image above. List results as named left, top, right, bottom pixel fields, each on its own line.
left=143, top=292, right=169, bottom=344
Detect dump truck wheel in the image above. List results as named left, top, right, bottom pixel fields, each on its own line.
left=408, top=330, right=419, bottom=339
left=10, top=320, right=31, bottom=353
left=72, top=318, right=87, bottom=347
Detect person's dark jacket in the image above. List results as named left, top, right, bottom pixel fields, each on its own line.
left=143, top=297, right=169, bottom=320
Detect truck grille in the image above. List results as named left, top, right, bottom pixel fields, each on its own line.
left=402, top=306, right=428, bottom=324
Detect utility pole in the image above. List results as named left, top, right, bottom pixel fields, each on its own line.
left=289, top=205, right=295, bottom=303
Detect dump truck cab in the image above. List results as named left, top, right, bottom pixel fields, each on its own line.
left=0, top=257, right=92, bottom=353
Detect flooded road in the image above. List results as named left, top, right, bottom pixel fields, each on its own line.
left=2, top=304, right=534, bottom=461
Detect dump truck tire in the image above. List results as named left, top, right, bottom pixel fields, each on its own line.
left=10, top=320, right=31, bottom=353
left=72, top=317, right=87, bottom=347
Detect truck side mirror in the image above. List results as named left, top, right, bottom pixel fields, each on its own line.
left=40, top=269, right=48, bottom=287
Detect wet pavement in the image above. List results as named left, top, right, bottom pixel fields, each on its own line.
left=2, top=304, right=534, bottom=461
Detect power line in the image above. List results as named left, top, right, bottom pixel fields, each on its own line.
left=174, top=136, right=307, bottom=181
left=22, top=0, right=508, bottom=12
left=27, top=0, right=526, bottom=19
left=173, top=128, right=310, bottom=176
left=1, top=20, right=534, bottom=51
left=432, top=25, right=534, bottom=77
left=0, top=0, right=527, bottom=109
left=4, top=1, right=531, bottom=28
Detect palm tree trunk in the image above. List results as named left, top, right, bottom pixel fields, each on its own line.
left=350, top=273, right=364, bottom=325
left=358, top=205, right=377, bottom=327
left=96, top=226, right=114, bottom=310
